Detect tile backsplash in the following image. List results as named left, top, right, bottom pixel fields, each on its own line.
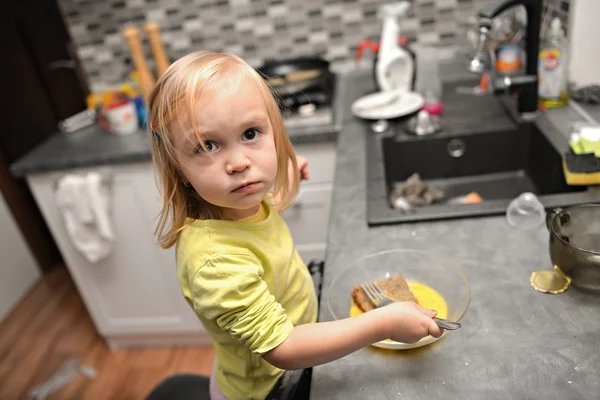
left=59, top=0, right=571, bottom=91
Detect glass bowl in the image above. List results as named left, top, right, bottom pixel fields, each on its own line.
left=327, top=249, right=470, bottom=350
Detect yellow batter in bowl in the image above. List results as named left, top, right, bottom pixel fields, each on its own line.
left=349, top=280, right=449, bottom=348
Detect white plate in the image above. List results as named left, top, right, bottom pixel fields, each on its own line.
left=351, top=90, right=424, bottom=120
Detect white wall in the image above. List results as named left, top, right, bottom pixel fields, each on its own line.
left=0, top=193, right=40, bottom=321
left=568, top=0, right=600, bottom=87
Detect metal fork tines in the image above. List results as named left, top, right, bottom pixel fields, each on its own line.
left=361, top=282, right=393, bottom=308
left=360, top=281, right=462, bottom=331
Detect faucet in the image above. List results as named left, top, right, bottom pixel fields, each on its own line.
left=468, top=0, right=543, bottom=119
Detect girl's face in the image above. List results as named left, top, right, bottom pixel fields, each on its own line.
left=173, top=78, right=278, bottom=220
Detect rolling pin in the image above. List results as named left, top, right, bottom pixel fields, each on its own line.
left=122, top=25, right=155, bottom=103
left=144, top=21, right=170, bottom=78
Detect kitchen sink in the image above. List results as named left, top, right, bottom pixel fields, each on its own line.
left=366, top=83, right=599, bottom=226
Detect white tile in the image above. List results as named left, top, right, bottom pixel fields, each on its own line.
left=172, top=36, right=192, bottom=51
left=327, top=44, right=350, bottom=58
left=456, top=7, right=476, bottom=23
left=267, top=5, right=288, bottom=18
left=323, top=4, right=343, bottom=18
left=146, top=8, right=166, bottom=22
left=402, top=17, right=421, bottom=31
left=435, top=0, right=458, bottom=9
left=245, top=57, right=262, bottom=67
left=437, top=45, right=459, bottom=60
left=104, top=33, right=122, bottom=46
left=69, top=23, right=86, bottom=37
left=293, top=45, right=313, bottom=57
left=160, top=31, right=175, bottom=44
left=78, top=45, right=96, bottom=59
left=95, top=49, right=113, bottom=63
left=309, top=30, right=329, bottom=44
left=436, top=19, right=457, bottom=34
left=254, top=22, right=274, bottom=37
left=288, top=3, right=304, bottom=14
left=128, top=0, right=145, bottom=8
left=235, top=18, right=254, bottom=32
left=224, top=44, right=243, bottom=55
left=229, top=0, right=249, bottom=7
left=362, top=23, right=381, bottom=36
left=342, top=7, right=364, bottom=23
left=59, top=0, right=517, bottom=90
left=418, top=31, right=440, bottom=44
left=183, top=19, right=203, bottom=32
left=89, top=81, right=109, bottom=93
left=330, top=59, right=357, bottom=73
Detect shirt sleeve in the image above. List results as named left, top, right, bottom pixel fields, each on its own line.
left=191, top=252, right=294, bottom=355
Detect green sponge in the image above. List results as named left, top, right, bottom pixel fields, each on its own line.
left=569, top=127, right=600, bottom=157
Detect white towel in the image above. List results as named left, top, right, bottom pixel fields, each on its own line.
left=55, top=172, right=115, bottom=263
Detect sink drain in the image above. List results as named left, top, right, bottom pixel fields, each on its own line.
left=447, top=138, right=466, bottom=158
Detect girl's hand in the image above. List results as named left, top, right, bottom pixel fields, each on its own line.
left=296, top=155, right=309, bottom=181
left=380, top=302, right=444, bottom=344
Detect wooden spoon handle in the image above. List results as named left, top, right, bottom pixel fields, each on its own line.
left=122, top=25, right=155, bottom=103
left=144, top=21, right=170, bottom=78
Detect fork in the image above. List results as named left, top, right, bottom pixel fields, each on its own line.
left=360, top=282, right=462, bottom=331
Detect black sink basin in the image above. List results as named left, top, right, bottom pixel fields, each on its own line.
left=366, top=92, right=599, bottom=226
left=384, top=123, right=582, bottom=199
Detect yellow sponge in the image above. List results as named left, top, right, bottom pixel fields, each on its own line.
left=563, top=158, right=600, bottom=186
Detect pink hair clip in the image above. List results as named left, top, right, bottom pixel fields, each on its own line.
left=150, top=122, right=160, bottom=142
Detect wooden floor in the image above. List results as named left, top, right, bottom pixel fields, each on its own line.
left=0, top=267, right=215, bottom=400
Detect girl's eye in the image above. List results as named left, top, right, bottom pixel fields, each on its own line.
left=195, top=141, right=219, bottom=154
left=242, top=128, right=260, bottom=142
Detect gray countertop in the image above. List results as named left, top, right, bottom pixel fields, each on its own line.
left=10, top=123, right=155, bottom=176
left=10, top=121, right=339, bottom=177
left=579, top=102, right=600, bottom=125
left=10, top=80, right=345, bottom=178
left=311, top=72, right=600, bottom=399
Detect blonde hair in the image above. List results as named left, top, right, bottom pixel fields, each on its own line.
left=147, top=50, right=298, bottom=249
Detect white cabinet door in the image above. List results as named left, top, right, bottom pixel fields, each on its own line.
left=285, top=140, right=337, bottom=264
left=284, top=183, right=332, bottom=244
left=27, top=164, right=203, bottom=338
left=293, top=141, right=336, bottom=183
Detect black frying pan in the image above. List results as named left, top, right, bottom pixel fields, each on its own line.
left=256, top=57, right=334, bottom=109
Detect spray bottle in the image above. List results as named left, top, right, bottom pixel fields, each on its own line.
left=375, top=2, right=413, bottom=92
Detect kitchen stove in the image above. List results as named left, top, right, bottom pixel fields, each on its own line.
left=257, top=56, right=338, bottom=133
left=280, top=73, right=337, bottom=132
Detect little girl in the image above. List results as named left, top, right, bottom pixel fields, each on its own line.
left=147, top=50, right=443, bottom=400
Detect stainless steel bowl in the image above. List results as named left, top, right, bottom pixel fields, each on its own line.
left=546, top=204, right=600, bottom=292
